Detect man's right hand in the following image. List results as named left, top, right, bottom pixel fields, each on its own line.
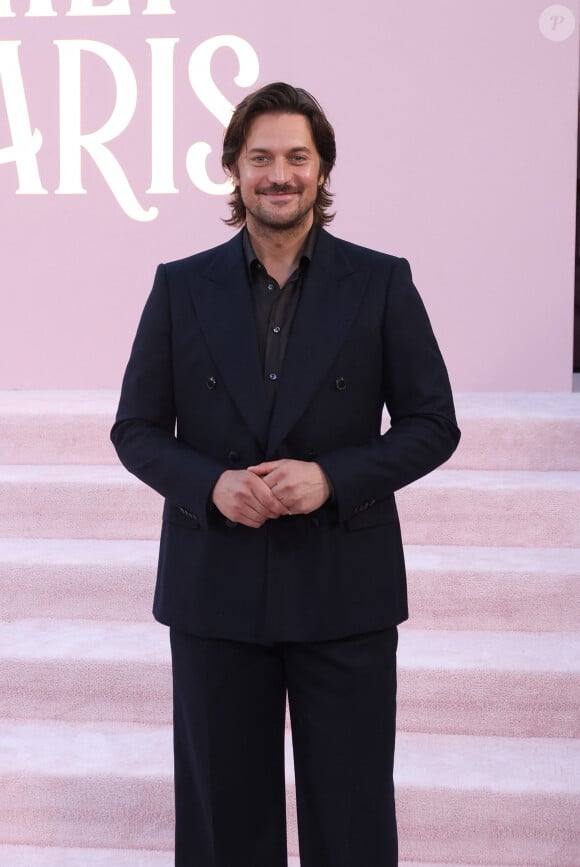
left=211, top=469, right=288, bottom=528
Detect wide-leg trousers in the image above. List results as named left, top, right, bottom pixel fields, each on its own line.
left=169, top=626, right=398, bottom=867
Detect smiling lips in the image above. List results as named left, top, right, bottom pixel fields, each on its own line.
left=258, top=185, right=300, bottom=197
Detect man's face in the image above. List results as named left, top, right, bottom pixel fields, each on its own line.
left=232, top=112, right=323, bottom=233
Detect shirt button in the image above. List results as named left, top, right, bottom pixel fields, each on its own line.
left=268, top=372, right=278, bottom=381
left=273, top=325, right=281, bottom=334
left=267, top=283, right=275, bottom=291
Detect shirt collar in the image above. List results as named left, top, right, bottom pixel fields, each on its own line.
left=243, top=222, right=320, bottom=276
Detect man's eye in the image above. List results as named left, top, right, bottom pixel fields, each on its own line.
left=290, top=155, right=307, bottom=163
left=252, top=156, right=268, bottom=164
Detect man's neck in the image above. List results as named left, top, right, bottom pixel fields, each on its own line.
left=246, top=216, right=313, bottom=286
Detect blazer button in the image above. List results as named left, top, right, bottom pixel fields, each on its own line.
left=335, top=377, right=347, bottom=391
left=228, top=450, right=240, bottom=464
left=305, top=449, right=317, bottom=460
left=225, top=519, right=238, bottom=529
left=206, top=376, right=217, bottom=390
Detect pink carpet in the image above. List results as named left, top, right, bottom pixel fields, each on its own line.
left=0, top=390, right=578, bottom=866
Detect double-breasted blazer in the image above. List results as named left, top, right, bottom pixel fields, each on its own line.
left=111, top=228, right=460, bottom=643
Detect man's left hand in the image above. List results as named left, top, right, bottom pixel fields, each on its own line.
left=247, top=459, right=331, bottom=515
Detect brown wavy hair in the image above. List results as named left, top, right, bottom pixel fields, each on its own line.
left=221, top=82, right=336, bottom=227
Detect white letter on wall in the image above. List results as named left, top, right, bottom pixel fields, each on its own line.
left=55, top=39, right=157, bottom=222
left=0, top=41, right=46, bottom=193
left=146, top=37, right=178, bottom=194
left=67, top=0, right=130, bottom=15
left=0, top=0, right=57, bottom=15
left=26, top=0, right=57, bottom=15
left=186, top=35, right=259, bottom=195
left=143, top=0, right=175, bottom=14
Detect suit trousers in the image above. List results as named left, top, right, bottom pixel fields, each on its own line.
left=169, top=625, right=399, bottom=867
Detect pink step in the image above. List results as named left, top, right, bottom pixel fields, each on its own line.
left=0, top=391, right=118, bottom=465
left=0, top=620, right=171, bottom=725
left=405, top=545, right=580, bottom=631
left=445, top=392, right=580, bottom=470
left=1, top=540, right=576, bottom=632
left=394, top=731, right=579, bottom=865
left=0, top=539, right=157, bottom=622
left=397, top=469, right=580, bottom=547
left=1, top=389, right=578, bottom=866
left=1, top=620, right=577, bottom=738
left=0, top=465, right=162, bottom=540
left=397, top=627, right=580, bottom=737
left=1, top=390, right=579, bottom=470
left=0, top=720, right=577, bottom=865
left=0, top=850, right=501, bottom=867
left=0, top=720, right=174, bottom=850
left=0, top=847, right=175, bottom=866
left=1, top=465, right=579, bottom=547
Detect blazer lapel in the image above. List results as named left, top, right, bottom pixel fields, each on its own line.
left=266, top=230, right=368, bottom=455
left=187, top=233, right=270, bottom=449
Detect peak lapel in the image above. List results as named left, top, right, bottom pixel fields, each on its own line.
left=266, top=230, right=367, bottom=455
left=187, top=234, right=270, bottom=449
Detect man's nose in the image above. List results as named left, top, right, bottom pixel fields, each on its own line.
left=270, top=157, right=290, bottom=184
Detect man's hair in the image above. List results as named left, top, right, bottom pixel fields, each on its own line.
left=221, top=82, right=336, bottom=227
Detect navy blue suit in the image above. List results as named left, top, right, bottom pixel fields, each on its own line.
left=111, top=227, right=460, bottom=866
left=112, top=228, right=459, bottom=641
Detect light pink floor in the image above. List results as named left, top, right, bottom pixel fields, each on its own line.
left=0, top=391, right=578, bottom=866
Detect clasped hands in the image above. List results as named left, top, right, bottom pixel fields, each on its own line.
left=211, top=459, right=331, bottom=529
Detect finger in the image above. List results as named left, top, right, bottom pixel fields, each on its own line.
left=253, top=488, right=287, bottom=517
left=231, top=499, right=273, bottom=526
left=237, top=513, right=266, bottom=528
left=247, top=460, right=285, bottom=476
left=244, top=475, right=285, bottom=517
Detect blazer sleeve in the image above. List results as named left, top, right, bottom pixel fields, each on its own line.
left=110, top=264, right=226, bottom=529
left=316, top=257, right=460, bottom=524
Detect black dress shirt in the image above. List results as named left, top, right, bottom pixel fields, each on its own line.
left=243, top=224, right=319, bottom=409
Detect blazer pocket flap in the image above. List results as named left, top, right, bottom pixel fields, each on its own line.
left=346, top=497, right=396, bottom=531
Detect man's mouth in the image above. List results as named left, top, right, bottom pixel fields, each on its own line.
left=258, top=186, right=300, bottom=197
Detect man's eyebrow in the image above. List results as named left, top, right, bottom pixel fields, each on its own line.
left=246, top=146, right=313, bottom=154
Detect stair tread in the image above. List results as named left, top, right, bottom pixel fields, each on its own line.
left=0, top=537, right=159, bottom=563
left=0, top=845, right=174, bottom=866
left=0, top=619, right=168, bottom=663
left=0, top=848, right=507, bottom=867
left=2, top=464, right=580, bottom=485
left=453, top=391, right=580, bottom=419
left=414, top=468, right=580, bottom=488
left=1, top=719, right=578, bottom=793
left=1, top=388, right=577, bottom=418
left=399, top=628, right=579, bottom=672
left=1, top=618, right=577, bottom=674
left=405, top=544, right=580, bottom=573
left=2, top=391, right=578, bottom=472
left=0, top=537, right=577, bottom=570
left=0, top=390, right=118, bottom=414
left=0, top=849, right=504, bottom=867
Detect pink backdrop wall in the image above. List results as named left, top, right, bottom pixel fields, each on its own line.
left=1, top=0, right=578, bottom=390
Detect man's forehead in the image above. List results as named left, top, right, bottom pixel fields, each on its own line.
left=243, top=112, right=316, bottom=150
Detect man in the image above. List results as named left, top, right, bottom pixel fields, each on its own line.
left=111, top=82, right=460, bottom=867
